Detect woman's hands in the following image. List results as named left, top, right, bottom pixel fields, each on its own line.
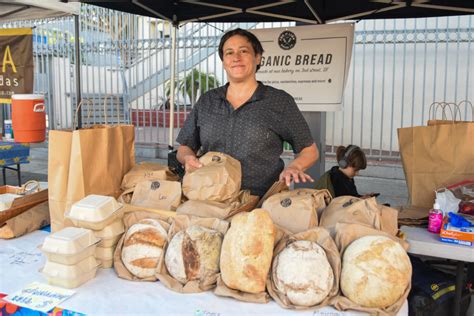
left=279, top=166, right=314, bottom=187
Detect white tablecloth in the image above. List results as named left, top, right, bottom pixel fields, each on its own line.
left=0, top=230, right=408, bottom=315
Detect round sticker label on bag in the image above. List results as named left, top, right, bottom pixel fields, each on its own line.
left=150, top=181, right=161, bottom=190
left=212, top=155, right=221, bottom=162
left=281, top=198, right=292, bottom=207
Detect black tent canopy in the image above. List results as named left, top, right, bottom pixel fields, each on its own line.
left=74, top=0, right=474, bottom=25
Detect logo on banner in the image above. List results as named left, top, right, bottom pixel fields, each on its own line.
left=278, top=30, right=297, bottom=50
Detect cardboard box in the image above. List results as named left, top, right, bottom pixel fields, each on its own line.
left=439, top=215, right=474, bottom=244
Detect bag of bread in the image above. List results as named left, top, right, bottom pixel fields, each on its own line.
left=176, top=190, right=259, bottom=220
left=113, top=211, right=171, bottom=281
left=214, top=209, right=275, bottom=303
left=320, top=196, right=399, bottom=238
left=125, top=180, right=181, bottom=211
left=121, top=162, right=179, bottom=190
left=331, top=222, right=411, bottom=315
left=268, top=227, right=340, bottom=310
left=0, top=201, right=50, bottom=239
left=156, top=214, right=228, bottom=293
left=262, top=189, right=331, bottom=234
left=182, top=152, right=241, bottom=203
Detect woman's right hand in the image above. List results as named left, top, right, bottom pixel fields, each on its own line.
left=183, top=155, right=203, bottom=171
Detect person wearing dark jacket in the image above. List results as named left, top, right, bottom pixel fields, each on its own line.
left=315, top=145, right=369, bottom=198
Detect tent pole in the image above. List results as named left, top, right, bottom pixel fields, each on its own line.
left=74, top=14, right=82, bottom=128
left=168, top=23, right=177, bottom=149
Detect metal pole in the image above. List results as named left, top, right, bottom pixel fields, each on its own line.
left=168, top=22, right=177, bottom=149
left=74, top=14, right=82, bottom=128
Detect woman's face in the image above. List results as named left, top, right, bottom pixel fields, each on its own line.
left=222, top=35, right=261, bottom=83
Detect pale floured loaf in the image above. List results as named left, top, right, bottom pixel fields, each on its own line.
left=121, top=219, right=168, bottom=278
left=340, top=235, right=412, bottom=308
left=165, top=225, right=223, bottom=283
left=273, top=240, right=334, bottom=306
left=220, top=208, right=275, bottom=293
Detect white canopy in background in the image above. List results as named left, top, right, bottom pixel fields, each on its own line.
left=0, top=0, right=79, bottom=22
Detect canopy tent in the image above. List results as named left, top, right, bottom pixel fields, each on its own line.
left=0, top=0, right=79, bottom=22
left=73, top=0, right=474, bottom=24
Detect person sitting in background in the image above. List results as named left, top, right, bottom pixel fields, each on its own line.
left=315, top=145, right=370, bottom=198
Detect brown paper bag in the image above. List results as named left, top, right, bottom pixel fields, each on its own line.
left=113, top=211, right=171, bottom=281
left=214, top=275, right=270, bottom=304
left=262, top=189, right=331, bottom=234
left=319, top=196, right=382, bottom=237
left=121, top=162, right=179, bottom=190
left=129, top=180, right=181, bottom=211
left=65, top=124, right=135, bottom=223
left=267, top=227, right=340, bottom=310
left=257, top=181, right=289, bottom=208
left=331, top=223, right=410, bottom=316
left=176, top=190, right=258, bottom=219
left=48, top=129, right=74, bottom=232
left=398, top=122, right=474, bottom=208
left=156, top=214, right=229, bottom=293
left=0, top=201, right=50, bottom=239
left=182, top=152, right=241, bottom=203
left=0, top=185, right=48, bottom=225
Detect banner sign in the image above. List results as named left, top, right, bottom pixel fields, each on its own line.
left=0, top=28, right=34, bottom=104
left=252, top=24, right=354, bottom=112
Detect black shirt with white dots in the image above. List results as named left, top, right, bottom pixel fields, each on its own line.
left=177, top=81, right=314, bottom=197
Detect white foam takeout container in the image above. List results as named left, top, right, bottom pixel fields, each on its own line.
left=95, top=246, right=115, bottom=269
left=65, top=195, right=124, bottom=230
left=40, top=256, right=99, bottom=289
left=0, top=193, right=22, bottom=212
left=94, top=219, right=125, bottom=247
left=39, top=227, right=100, bottom=264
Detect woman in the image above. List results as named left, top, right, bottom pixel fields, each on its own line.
left=176, top=28, right=318, bottom=197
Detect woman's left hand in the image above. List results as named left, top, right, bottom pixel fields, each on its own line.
left=279, top=166, right=314, bottom=187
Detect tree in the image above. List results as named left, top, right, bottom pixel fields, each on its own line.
left=165, top=68, right=220, bottom=106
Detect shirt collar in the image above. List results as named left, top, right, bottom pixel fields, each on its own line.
left=214, top=81, right=266, bottom=102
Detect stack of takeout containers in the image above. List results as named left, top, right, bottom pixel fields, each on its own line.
left=39, top=227, right=100, bottom=288
left=65, top=195, right=125, bottom=269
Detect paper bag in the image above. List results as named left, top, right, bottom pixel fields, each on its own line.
left=398, top=122, right=474, bottom=208
left=267, top=227, right=340, bottom=310
left=182, top=152, right=241, bottom=203
left=331, top=223, right=410, bottom=316
left=65, top=124, right=135, bottom=221
left=113, top=210, right=171, bottom=281
left=0, top=184, right=48, bottom=225
left=176, top=190, right=258, bottom=219
left=156, top=214, right=229, bottom=293
left=0, top=201, right=50, bottom=239
left=129, top=180, right=181, bottom=211
left=121, top=162, right=179, bottom=190
left=262, top=189, right=331, bottom=234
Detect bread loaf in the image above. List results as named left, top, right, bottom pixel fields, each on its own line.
left=165, top=225, right=223, bottom=284
left=220, top=209, right=274, bottom=293
left=121, top=219, right=168, bottom=278
left=341, top=235, right=411, bottom=308
left=273, top=240, right=334, bottom=306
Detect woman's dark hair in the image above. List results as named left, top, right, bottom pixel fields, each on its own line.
left=218, top=28, right=264, bottom=71
left=336, top=145, right=367, bottom=171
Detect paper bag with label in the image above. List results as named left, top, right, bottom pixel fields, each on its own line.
left=261, top=189, right=331, bottom=234
left=182, top=152, right=241, bottom=203
left=130, top=180, right=181, bottom=211
left=121, top=162, right=179, bottom=190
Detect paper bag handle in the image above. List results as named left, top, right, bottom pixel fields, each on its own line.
left=457, top=100, right=473, bottom=122
left=103, top=94, right=121, bottom=125
left=18, top=180, right=41, bottom=195
left=74, top=99, right=94, bottom=129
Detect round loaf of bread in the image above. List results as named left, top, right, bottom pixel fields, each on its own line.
left=341, top=235, right=412, bottom=308
left=220, top=209, right=274, bottom=293
left=165, top=225, right=223, bottom=284
left=121, top=219, right=168, bottom=278
left=273, top=240, right=334, bottom=306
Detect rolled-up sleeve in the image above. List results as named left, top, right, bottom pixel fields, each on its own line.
left=280, top=95, right=314, bottom=154
left=176, top=101, right=201, bottom=151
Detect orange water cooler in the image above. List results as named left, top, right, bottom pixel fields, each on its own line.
left=11, top=94, right=46, bottom=143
